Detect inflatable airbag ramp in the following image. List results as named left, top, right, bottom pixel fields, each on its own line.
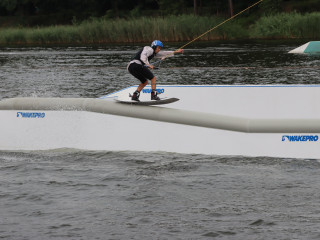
left=1, top=85, right=320, bottom=159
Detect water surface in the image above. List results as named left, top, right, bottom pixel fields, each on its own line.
left=1, top=42, right=319, bottom=100
left=1, top=42, right=320, bottom=239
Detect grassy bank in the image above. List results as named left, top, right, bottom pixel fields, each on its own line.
left=251, top=12, right=320, bottom=39
left=0, top=12, right=319, bottom=45
left=0, top=15, right=246, bottom=45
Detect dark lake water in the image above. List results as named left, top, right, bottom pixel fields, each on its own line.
left=1, top=41, right=320, bottom=100
left=1, top=42, right=320, bottom=239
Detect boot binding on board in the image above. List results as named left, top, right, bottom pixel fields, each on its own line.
left=131, top=91, right=140, bottom=101
left=151, top=91, right=160, bottom=101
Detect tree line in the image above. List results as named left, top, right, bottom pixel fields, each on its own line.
left=0, top=0, right=319, bottom=26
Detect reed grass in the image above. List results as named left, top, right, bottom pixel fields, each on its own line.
left=0, top=12, right=319, bottom=45
left=251, top=12, right=320, bottom=39
left=0, top=15, right=247, bottom=45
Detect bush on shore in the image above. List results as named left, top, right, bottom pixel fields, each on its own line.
left=0, top=12, right=319, bottom=45
left=0, top=15, right=247, bottom=45
left=251, top=12, right=320, bottom=39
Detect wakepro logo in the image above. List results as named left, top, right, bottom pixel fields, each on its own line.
left=17, top=112, right=46, bottom=118
left=142, top=88, right=165, bottom=94
left=282, top=135, right=319, bottom=142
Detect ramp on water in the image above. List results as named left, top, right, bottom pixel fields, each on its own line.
left=1, top=97, right=320, bottom=133
left=289, top=41, right=320, bottom=54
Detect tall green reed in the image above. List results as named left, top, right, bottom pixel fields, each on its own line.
left=251, top=12, right=320, bottom=39
left=0, top=15, right=247, bottom=45
left=1, top=12, right=317, bottom=45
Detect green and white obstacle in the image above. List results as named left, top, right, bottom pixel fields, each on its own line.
left=289, top=41, right=320, bottom=54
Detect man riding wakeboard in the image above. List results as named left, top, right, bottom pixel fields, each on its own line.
left=127, top=40, right=183, bottom=101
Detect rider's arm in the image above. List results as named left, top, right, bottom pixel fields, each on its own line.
left=140, top=46, right=154, bottom=66
left=155, top=49, right=184, bottom=59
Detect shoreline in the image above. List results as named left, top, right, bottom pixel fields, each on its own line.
left=0, top=12, right=319, bottom=46
left=0, top=38, right=316, bottom=48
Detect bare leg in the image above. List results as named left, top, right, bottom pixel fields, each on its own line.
left=137, top=80, right=148, bottom=92
left=151, top=77, right=156, bottom=90
left=150, top=77, right=160, bottom=100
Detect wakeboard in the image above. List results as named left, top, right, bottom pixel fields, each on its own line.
left=115, top=97, right=179, bottom=106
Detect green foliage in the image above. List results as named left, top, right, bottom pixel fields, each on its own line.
left=0, top=15, right=249, bottom=45
left=283, top=0, right=320, bottom=13
left=0, top=0, right=319, bottom=28
left=1, top=12, right=320, bottom=45
left=158, top=0, right=185, bottom=15
left=0, top=28, right=27, bottom=43
left=259, top=0, right=283, bottom=16
left=251, top=12, right=320, bottom=39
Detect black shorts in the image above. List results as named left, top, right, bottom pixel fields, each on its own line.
left=128, top=63, right=154, bottom=84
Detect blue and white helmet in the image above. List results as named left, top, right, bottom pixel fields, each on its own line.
left=151, top=40, right=163, bottom=49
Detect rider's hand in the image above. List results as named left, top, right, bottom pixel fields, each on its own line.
left=175, top=49, right=184, bottom=54
left=148, top=65, right=154, bottom=69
